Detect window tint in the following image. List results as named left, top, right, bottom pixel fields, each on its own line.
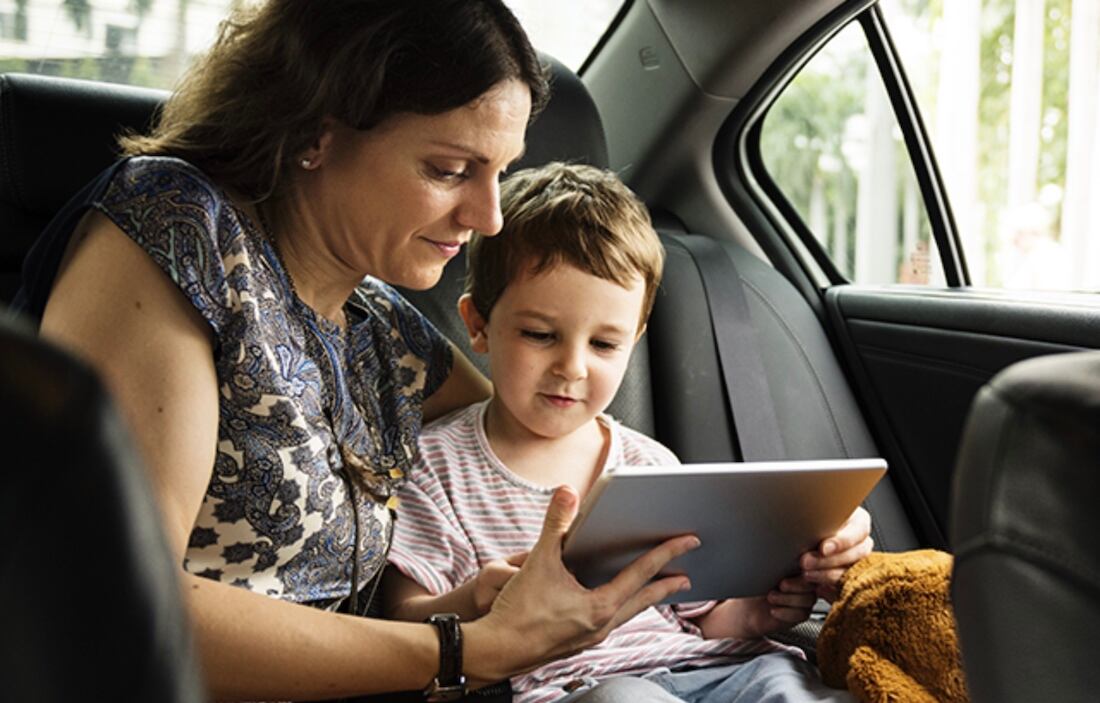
left=883, top=0, right=1098, bottom=292
left=759, top=21, right=942, bottom=286
left=0, top=1, right=624, bottom=90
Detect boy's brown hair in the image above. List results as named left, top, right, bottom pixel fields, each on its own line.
left=466, top=162, right=664, bottom=330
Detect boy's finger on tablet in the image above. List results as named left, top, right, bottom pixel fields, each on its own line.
left=777, top=576, right=815, bottom=593
left=824, top=507, right=872, bottom=553
left=802, top=567, right=846, bottom=585
left=768, top=590, right=815, bottom=609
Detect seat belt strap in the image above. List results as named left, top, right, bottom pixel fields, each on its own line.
left=670, top=233, right=785, bottom=461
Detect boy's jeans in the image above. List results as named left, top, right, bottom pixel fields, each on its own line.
left=555, top=652, right=855, bottom=703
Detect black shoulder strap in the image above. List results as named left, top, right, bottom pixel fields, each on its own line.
left=669, top=233, right=784, bottom=461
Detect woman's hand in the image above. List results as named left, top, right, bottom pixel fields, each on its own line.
left=696, top=577, right=817, bottom=640
left=800, top=506, right=873, bottom=601
left=464, top=485, right=700, bottom=682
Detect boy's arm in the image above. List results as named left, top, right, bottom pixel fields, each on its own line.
left=383, top=554, right=526, bottom=623
left=691, top=577, right=817, bottom=640
left=383, top=568, right=481, bottom=622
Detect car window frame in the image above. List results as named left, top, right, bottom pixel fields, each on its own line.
left=715, top=0, right=969, bottom=299
left=861, top=4, right=968, bottom=287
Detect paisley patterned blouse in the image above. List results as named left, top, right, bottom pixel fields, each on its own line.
left=47, top=156, right=454, bottom=604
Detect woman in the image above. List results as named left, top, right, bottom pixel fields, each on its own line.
left=17, top=0, right=871, bottom=700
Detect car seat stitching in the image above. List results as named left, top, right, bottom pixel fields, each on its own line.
left=742, top=277, right=850, bottom=457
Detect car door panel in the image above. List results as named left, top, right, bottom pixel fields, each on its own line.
left=826, top=285, right=1100, bottom=537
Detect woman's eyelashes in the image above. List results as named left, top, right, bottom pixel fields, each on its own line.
left=426, top=162, right=471, bottom=182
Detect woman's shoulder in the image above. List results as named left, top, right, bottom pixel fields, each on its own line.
left=106, top=155, right=227, bottom=207
left=99, top=155, right=251, bottom=245
left=91, top=155, right=263, bottom=336
left=114, top=154, right=214, bottom=185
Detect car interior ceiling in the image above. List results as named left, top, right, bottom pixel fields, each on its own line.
left=3, top=1, right=1099, bottom=701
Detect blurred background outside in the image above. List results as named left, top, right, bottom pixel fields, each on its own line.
left=763, top=0, right=1100, bottom=291
left=1, top=0, right=1096, bottom=292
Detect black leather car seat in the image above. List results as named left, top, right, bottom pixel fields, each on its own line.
left=951, top=350, right=1100, bottom=703
left=0, top=73, right=163, bottom=302
left=0, top=316, right=205, bottom=702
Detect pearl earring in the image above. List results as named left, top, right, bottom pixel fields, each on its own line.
left=300, top=158, right=313, bottom=168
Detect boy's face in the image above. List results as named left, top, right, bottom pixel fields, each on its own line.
left=459, top=262, right=646, bottom=441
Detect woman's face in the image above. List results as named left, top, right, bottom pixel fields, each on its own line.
left=301, top=79, right=532, bottom=291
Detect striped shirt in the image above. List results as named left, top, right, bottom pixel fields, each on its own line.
left=389, top=401, right=798, bottom=703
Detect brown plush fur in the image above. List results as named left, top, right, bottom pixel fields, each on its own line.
left=817, top=550, right=969, bottom=703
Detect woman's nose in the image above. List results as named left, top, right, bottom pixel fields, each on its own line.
left=456, top=176, right=503, bottom=235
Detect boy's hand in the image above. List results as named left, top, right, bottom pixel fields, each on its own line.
left=696, top=578, right=817, bottom=640
left=800, top=506, right=873, bottom=601
left=473, top=553, right=526, bottom=616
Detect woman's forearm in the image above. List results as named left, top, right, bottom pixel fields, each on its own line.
left=188, top=574, right=514, bottom=699
left=187, top=574, right=442, bottom=700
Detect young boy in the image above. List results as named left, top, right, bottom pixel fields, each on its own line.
left=384, top=163, right=856, bottom=703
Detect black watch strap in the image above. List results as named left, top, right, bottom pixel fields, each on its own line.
left=424, top=613, right=466, bottom=702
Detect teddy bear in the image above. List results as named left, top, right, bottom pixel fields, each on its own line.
left=816, top=549, right=970, bottom=703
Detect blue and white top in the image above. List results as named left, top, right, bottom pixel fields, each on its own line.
left=18, top=156, right=454, bottom=604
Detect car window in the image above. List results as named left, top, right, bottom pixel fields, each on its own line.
left=0, top=0, right=624, bottom=89
left=881, top=0, right=1095, bottom=292
left=758, top=20, right=943, bottom=286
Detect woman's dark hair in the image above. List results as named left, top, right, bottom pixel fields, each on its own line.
left=120, top=0, right=549, bottom=201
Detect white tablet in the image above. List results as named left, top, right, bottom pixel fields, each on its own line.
left=562, top=458, right=887, bottom=603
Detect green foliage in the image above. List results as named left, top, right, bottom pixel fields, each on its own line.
left=0, top=59, right=31, bottom=74
left=760, top=23, right=868, bottom=276
left=1039, top=0, right=1071, bottom=232
left=761, top=0, right=1080, bottom=286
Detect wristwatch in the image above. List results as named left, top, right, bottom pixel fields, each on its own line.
left=424, top=613, right=466, bottom=702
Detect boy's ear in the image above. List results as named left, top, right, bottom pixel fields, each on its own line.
left=457, top=294, right=490, bottom=353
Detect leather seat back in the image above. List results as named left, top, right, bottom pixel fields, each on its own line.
left=0, top=317, right=204, bottom=702
left=951, top=350, right=1100, bottom=703
left=0, top=73, right=164, bottom=301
